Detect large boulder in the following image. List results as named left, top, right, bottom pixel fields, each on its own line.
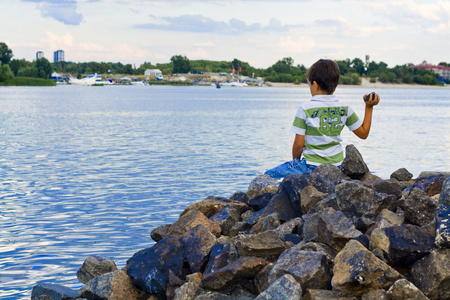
left=180, top=196, right=249, bottom=218
left=386, top=279, right=428, bottom=300
left=361, top=179, right=403, bottom=199
left=255, top=274, right=302, bottom=300
left=268, top=248, right=331, bottom=291
left=404, top=174, right=446, bottom=197
left=411, top=248, right=450, bottom=300
left=204, top=242, right=239, bottom=276
left=250, top=212, right=280, bottom=234
left=247, top=175, right=280, bottom=199
left=335, top=180, right=396, bottom=220
left=201, top=256, right=269, bottom=291
left=168, top=210, right=221, bottom=237
left=331, top=240, right=403, bottom=296
left=78, top=270, right=149, bottom=300
left=369, top=224, right=433, bottom=267
left=435, top=205, right=450, bottom=248
left=366, top=209, right=404, bottom=236
left=179, top=224, right=218, bottom=273
left=403, top=188, right=439, bottom=226
left=341, top=144, right=369, bottom=179
left=301, top=185, right=329, bottom=214
left=31, top=283, right=78, bottom=300
left=77, top=255, right=117, bottom=284
left=126, top=236, right=185, bottom=294
left=439, top=176, right=450, bottom=205
left=390, top=168, right=413, bottom=181
left=209, top=206, right=241, bottom=236
left=234, top=230, right=290, bottom=257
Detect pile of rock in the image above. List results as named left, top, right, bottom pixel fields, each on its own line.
left=32, top=145, right=450, bottom=300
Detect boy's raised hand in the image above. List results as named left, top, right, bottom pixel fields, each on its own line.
left=363, top=92, right=380, bottom=107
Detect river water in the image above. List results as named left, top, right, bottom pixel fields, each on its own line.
left=0, top=85, right=448, bottom=298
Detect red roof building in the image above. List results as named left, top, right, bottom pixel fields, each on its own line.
left=411, top=61, right=450, bottom=80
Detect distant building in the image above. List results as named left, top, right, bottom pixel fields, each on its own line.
left=36, top=51, right=44, bottom=60
left=144, top=69, right=162, bottom=76
left=54, top=50, right=65, bottom=62
left=411, top=61, right=450, bottom=80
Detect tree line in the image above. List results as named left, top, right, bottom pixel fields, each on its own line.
left=1, top=42, right=448, bottom=85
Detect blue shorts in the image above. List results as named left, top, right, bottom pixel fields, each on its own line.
left=264, top=158, right=317, bottom=179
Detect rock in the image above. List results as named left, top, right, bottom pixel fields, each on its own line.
left=335, top=180, right=396, bottom=220
left=298, top=242, right=338, bottom=264
left=261, top=187, right=300, bottom=222
left=194, top=290, right=253, bottom=300
left=268, top=248, right=331, bottom=291
left=201, top=256, right=269, bottom=291
left=301, top=211, right=321, bottom=243
left=180, top=196, right=249, bottom=218
left=331, top=240, right=403, bottom=297
left=312, top=163, right=350, bottom=183
left=31, top=283, right=78, bottom=300
left=179, top=224, right=218, bottom=273
left=209, top=206, right=241, bottom=236
left=126, top=236, right=185, bottom=294
left=228, top=221, right=251, bottom=236
left=361, top=179, right=403, bottom=199
left=403, top=188, right=439, bottom=226
left=151, top=224, right=172, bottom=242
left=411, top=248, right=450, bottom=300
left=304, top=289, right=357, bottom=299
left=361, top=289, right=388, bottom=300
left=308, top=193, right=339, bottom=214
left=315, top=207, right=363, bottom=252
left=341, top=144, right=370, bottom=179
left=234, top=230, right=290, bottom=257
left=168, top=210, right=221, bottom=237
left=439, top=176, right=450, bottom=205
left=271, top=217, right=303, bottom=238
left=366, top=209, right=404, bottom=236
left=250, top=212, right=280, bottom=234
left=418, top=171, right=450, bottom=178
left=390, top=168, right=413, bottom=181
left=166, top=270, right=185, bottom=300
left=254, top=263, right=273, bottom=294
left=369, top=224, right=433, bottom=267
left=435, top=205, right=450, bottom=248
left=404, top=174, right=446, bottom=197
left=78, top=270, right=149, bottom=300
left=77, top=255, right=118, bottom=284
left=229, top=191, right=249, bottom=203
left=360, top=172, right=383, bottom=182
left=387, top=279, right=429, bottom=300
left=301, top=185, right=329, bottom=214
left=247, top=193, right=273, bottom=211
left=255, top=274, right=302, bottom=300
left=174, top=282, right=200, bottom=300
left=247, top=175, right=280, bottom=199
left=204, top=242, right=239, bottom=276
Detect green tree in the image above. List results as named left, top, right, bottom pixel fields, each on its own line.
left=10, top=59, right=31, bottom=76
left=0, top=62, right=14, bottom=82
left=35, top=57, right=52, bottom=79
left=171, top=55, right=191, bottom=73
left=351, top=58, right=366, bottom=75
left=0, top=42, right=13, bottom=65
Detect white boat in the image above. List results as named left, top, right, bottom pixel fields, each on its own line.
left=219, top=81, right=248, bottom=87
left=130, top=80, right=145, bottom=85
left=69, top=73, right=101, bottom=86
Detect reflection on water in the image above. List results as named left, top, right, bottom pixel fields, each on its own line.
left=0, top=85, right=448, bottom=298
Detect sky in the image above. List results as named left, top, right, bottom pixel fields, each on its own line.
left=1, top=0, right=450, bottom=69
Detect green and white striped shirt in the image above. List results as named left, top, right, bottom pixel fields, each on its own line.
left=291, top=95, right=362, bottom=166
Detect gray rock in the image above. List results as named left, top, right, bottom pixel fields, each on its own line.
left=361, top=179, right=403, bottom=199
left=304, top=289, right=357, bottom=299
left=255, top=274, right=302, bottom=300
left=204, top=242, right=239, bottom=276
left=77, top=255, right=117, bottom=284
left=228, top=221, right=251, bottom=236
left=301, top=185, right=329, bottom=214
left=234, top=230, right=290, bottom=257
left=308, top=193, right=339, bottom=214
left=366, top=209, right=404, bottom=236
left=301, top=211, right=321, bottom=243
left=247, top=193, right=273, bottom=211
left=418, top=171, right=450, bottom=178
left=369, top=224, right=433, bottom=267
left=411, top=248, right=450, bottom=300
left=297, top=242, right=338, bottom=264
left=174, top=282, right=200, bottom=300
left=168, top=210, right=221, bottom=237
left=404, top=174, right=446, bottom=197
left=331, top=240, right=403, bottom=297
left=249, top=212, right=280, bottom=234
left=435, top=205, right=450, bottom=248
left=390, top=168, right=413, bottom=181
left=361, top=289, right=389, bottom=300
left=150, top=224, right=172, bottom=242
left=335, top=180, right=396, bottom=220
left=126, top=236, right=185, bottom=294
left=31, top=283, right=78, bottom=300
left=315, top=207, right=363, bottom=252
left=247, top=175, right=280, bottom=199
left=387, top=279, right=429, bottom=300
left=180, top=196, right=249, bottom=218
left=268, top=248, right=331, bottom=291
left=439, top=176, right=450, bottom=205
left=403, top=188, right=439, bottom=226
left=201, top=256, right=269, bottom=291
left=194, top=290, right=253, bottom=300
left=272, top=217, right=303, bottom=238
left=229, top=191, right=249, bottom=204
left=341, top=144, right=369, bottom=179
left=78, top=270, right=148, bottom=300
left=179, top=224, right=218, bottom=273
left=312, top=163, right=350, bottom=182
left=254, top=263, right=273, bottom=294
left=210, top=206, right=241, bottom=236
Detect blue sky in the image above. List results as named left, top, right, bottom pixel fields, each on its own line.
left=2, top=0, right=449, bottom=68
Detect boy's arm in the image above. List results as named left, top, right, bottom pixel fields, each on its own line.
left=352, top=93, right=380, bottom=139
left=292, top=134, right=305, bottom=159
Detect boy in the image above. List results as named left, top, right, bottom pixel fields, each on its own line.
left=265, top=59, right=380, bottom=179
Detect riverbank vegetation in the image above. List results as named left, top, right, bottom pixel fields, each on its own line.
left=1, top=42, right=449, bottom=86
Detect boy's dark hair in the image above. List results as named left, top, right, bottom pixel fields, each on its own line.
left=306, top=59, right=340, bottom=94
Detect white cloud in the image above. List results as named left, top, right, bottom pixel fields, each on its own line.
left=278, top=36, right=316, bottom=53
left=42, top=32, right=74, bottom=49
left=23, top=0, right=84, bottom=25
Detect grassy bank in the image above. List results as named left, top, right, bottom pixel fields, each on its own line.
left=0, top=77, right=56, bottom=86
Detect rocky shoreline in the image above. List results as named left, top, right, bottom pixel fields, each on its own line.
left=32, top=145, right=450, bottom=300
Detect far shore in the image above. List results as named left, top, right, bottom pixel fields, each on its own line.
left=265, top=77, right=450, bottom=89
